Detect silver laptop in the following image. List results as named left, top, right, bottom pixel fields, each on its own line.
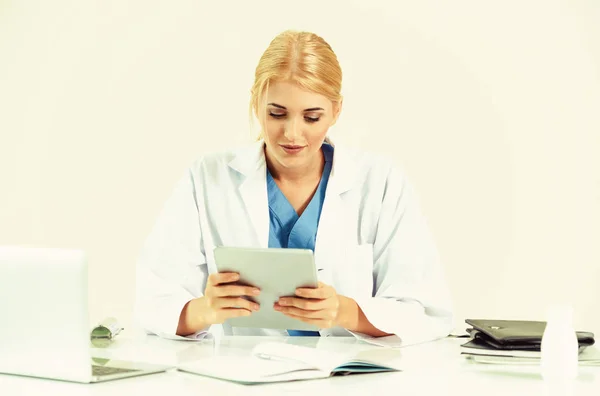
left=0, top=246, right=170, bottom=383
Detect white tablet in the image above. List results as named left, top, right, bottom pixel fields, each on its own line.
left=213, top=246, right=319, bottom=331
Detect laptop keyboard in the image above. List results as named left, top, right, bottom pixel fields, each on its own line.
left=92, top=365, right=141, bottom=376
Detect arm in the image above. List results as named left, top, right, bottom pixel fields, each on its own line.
left=277, top=282, right=391, bottom=337
left=351, top=164, right=454, bottom=344
left=336, top=296, right=391, bottom=337
left=275, top=163, right=453, bottom=342
left=134, top=167, right=210, bottom=338
left=176, top=298, right=209, bottom=336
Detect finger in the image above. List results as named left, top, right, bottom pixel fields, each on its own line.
left=277, top=297, right=330, bottom=311
left=219, top=308, right=252, bottom=319
left=274, top=304, right=332, bottom=320
left=215, top=297, right=260, bottom=311
left=208, top=272, right=239, bottom=286
left=280, top=311, right=333, bottom=329
left=213, top=284, right=260, bottom=297
left=295, top=284, right=334, bottom=299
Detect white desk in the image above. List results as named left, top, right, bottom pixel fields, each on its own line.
left=1, top=335, right=598, bottom=395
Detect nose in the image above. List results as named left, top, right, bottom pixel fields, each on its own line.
left=283, top=117, right=299, bottom=140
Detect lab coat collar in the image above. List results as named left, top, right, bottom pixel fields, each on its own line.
left=227, top=136, right=357, bottom=248
left=324, top=136, right=356, bottom=195
left=227, top=136, right=357, bottom=195
left=226, top=139, right=265, bottom=176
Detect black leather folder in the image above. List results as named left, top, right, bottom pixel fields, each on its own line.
left=464, top=319, right=595, bottom=351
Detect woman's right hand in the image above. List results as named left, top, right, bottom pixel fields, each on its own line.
left=177, top=272, right=261, bottom=335
left=201, top=272, right=261, bottom=324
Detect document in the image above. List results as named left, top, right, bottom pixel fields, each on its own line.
left=177, top=341, right=403, bottom=384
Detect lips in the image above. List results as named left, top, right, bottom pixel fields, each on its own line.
left=280, top=144, right=306, bottom=154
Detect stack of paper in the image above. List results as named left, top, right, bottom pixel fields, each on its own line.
left=461, top=337, right=600, bottom=365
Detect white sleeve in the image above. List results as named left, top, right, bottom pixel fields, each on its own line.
left=133, top=166, right=211, bottom=339
left=352, top=165, right=454, bottom=346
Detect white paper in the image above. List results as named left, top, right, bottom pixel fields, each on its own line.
left=178, top=355, right=322, bottom=384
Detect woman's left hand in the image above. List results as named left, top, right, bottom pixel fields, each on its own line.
left=274, top=282, right=343, bottom=329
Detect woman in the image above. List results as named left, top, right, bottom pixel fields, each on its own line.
left=134, top=30, right=453, bottom=345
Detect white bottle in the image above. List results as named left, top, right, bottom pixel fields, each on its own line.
left=540, top=304, right=579, bottom=383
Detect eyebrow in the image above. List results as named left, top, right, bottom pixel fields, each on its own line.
left=268, top=103, right=324, bottom=112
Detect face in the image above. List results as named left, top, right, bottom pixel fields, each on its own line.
left=259, top=80, right=341, bottom=173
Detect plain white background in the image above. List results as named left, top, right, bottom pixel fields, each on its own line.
left=1, top=0, right=599, bottom=335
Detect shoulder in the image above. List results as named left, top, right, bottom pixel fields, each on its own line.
left=187, top=142, right=260, bottom=177
left=334, top=144, right=406, bottom=186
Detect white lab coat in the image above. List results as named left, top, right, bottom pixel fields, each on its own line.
left=134, top=138, right=453, bottom=345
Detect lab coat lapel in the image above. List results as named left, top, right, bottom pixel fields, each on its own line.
left=314, top=139, right=357, bottom=276
left=228, top=141, right=270, bottom=248
left=227, top=138, right=357, bottom=254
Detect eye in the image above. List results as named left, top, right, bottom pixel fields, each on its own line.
left=269, top=112, right=286, bottom=119
left=304, top=116, right=320, bottom=123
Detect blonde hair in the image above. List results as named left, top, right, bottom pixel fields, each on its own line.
left=249, top=30, right=343, bottom=139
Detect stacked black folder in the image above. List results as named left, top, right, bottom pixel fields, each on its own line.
left=460, top=319, right=596, bottom=363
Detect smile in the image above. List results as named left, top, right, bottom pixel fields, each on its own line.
left=280, top=145, right=306, bottom=154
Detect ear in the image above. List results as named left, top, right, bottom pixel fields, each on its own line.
left=330, top=98, right=343, bottom=126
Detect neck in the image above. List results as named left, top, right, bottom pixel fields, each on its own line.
left=265, top=147, right=325, bottom=185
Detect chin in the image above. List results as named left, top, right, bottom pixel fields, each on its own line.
left=278, top=157, right=306, bottom=169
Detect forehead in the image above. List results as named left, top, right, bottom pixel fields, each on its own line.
left=267, top=81, right=331, bottom=111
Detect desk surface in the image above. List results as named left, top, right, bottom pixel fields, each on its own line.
left=1, top=335, right=598, bottom=395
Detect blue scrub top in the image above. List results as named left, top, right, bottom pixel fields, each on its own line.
left=267, top=143, right=334, bottom=336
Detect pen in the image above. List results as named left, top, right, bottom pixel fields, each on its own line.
left=254, top=353, right=301, bottom=365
